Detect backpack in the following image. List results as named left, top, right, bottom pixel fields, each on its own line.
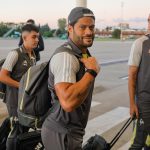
left=6, top=117, right=44, bottom=150
left=18, top=61, right=51, bottom=128
left=0, top=117, right=11, bottom=150
left=17, top=44, right=79, bottom=129
left=0, top=59, right=6, bottom=101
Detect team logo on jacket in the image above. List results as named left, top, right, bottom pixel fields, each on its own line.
left=139, top=118, right=144, bottom=126
left=22, top=60, right=28, bottom=66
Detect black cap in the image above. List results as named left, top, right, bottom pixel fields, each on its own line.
left=68, top=7, right=95, bottom=25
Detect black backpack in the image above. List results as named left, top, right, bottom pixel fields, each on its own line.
left=0, top=59, right=6, bottom=101
left=6, top=117, right=44, bottom=150
left=18, top=61, right=51, bottom=128
left=0, top=117, right=11, bottom=150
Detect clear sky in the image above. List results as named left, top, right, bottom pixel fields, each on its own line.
left=0, top=0, right=149, bottom=29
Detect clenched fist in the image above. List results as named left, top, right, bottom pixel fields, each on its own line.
left=80, top=57, right=100, bottom=74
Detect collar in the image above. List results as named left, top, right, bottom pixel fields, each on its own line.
left=20, top=45, right=36, bottom=58
left=20, top=45, right=28, bottom=53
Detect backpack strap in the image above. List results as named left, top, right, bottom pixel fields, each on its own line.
left=145, top=34, right=150, bottom=38
left=10, top=47, right=22, bottom=60
left=52, top=43, right=82, bottom=59
left=0, top=59, right=6, bottom=69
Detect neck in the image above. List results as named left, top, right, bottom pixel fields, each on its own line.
left=81, top=48, right=87, bottom=54
left=23, top=44, right=32, bottom=56
left=68, top=38, right=88, bottom=54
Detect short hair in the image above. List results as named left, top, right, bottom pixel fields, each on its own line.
left=22, top=24, right=39, bottom=33
left=26, top=19, right=35, bottom=24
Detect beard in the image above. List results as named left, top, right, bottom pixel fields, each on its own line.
left=82, top=36, right=94, bottom=47
left=73, top=32, right=95, bottom=49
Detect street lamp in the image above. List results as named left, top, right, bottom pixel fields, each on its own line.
left=120, top=1, right=124, bottom=41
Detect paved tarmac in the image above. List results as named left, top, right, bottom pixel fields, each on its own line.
left=0, top=38, right=134, bottom=149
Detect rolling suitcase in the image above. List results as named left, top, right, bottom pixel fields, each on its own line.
left=83, top=116, right=134, bottom=150
left=0, top=117, right=11, bottom=150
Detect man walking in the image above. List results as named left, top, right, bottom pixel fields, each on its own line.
left=19, top=19, right=44, bottom=61
left=41, top=7, right=100, bottom=150
left=128, top=14, right=150, bottom=149
left=0, top=24, right=39, bottom=117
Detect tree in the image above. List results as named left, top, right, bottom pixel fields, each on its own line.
left=112, top=29, right=121, bottom=39
left=0, top=22, right=10, bottom=37
left=40, top=24, right=50, bottom=34
left=40, top=24, right=53, bottom=37
left=57, top=18, right=67, bottom=33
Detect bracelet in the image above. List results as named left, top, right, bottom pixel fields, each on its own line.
left=86, top=69, right=97, bottom=78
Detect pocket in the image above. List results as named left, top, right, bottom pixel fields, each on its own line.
left=22, top=92, right=37, bottom=116
left=36, top=85, right=51, bottom=116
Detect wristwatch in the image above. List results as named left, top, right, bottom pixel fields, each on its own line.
left=86, top=69, right=97, bottom=78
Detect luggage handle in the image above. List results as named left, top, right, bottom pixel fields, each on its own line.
left=108, top=114, right=136, bottom=149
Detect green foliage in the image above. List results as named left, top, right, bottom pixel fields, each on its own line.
left=112, top=29, right=121, bottom=39
left=0, top=22, right=10, bottom=37
left=51, top=29, right=56, bottom=34
left=40, top=24, right=53, bottom=37
left=56, top=18, right=67, bottom=37
left=55, top=29, right=62, bottom=36
left=55, top=29, right=67, bottom=37
left=40, top=24, right=50, bottom=33
left=57, top=18, right=66, bottom=33
left=43, top=31, right=53, bottom=37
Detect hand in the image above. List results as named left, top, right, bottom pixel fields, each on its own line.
left=80, top=57, right=100, bottom=74
left=130, top=103, right=138, bottom=119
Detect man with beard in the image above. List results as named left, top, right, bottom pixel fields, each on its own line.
left=0, top=24, right=39, bottom=117
left=128, top=14, right=150, bottom=149
left=41, top=7, right=100, bottom=150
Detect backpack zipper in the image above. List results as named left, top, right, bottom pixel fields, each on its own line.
left=20, top=67, right=31, bottom=110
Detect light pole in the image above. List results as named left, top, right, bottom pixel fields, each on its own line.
left=76, top=0, right=87, bottom=7
left=120, top=1, right=124, bottom=40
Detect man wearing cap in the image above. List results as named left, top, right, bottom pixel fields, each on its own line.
left=41, top=7, right=100, bottom=150
left=128, top=14, right=150, bottom=149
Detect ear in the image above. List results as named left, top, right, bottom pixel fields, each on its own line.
left=22, top=35, right=25, bottom=41
left=68, top=25, right=73, bottom=34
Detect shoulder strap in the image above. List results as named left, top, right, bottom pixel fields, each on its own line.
left=10, top=48, right=22, bottom=58
left=52, top=43, right=82, bottom=58
left=0, top=59, right=6, bottom=68
left=16, top=47, right=22, bottom=55
left=145, top=34, right=150, bottom=38
left=0, top=48, right=21, bottom=68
